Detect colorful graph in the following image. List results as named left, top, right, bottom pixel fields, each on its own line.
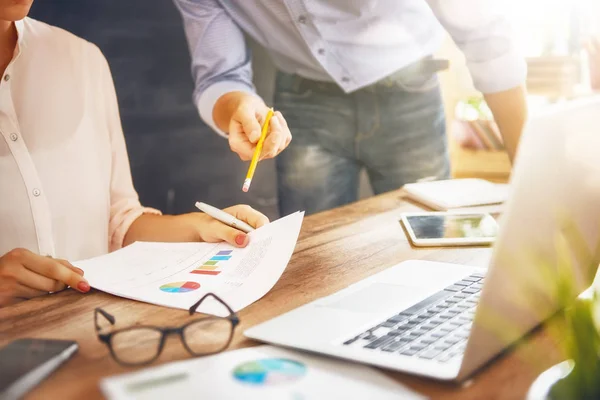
left=159, top=281, right=200, bottom=293
left=232, top=358, right=307, bottom=386
left=191, top=249, right=233, bottom=276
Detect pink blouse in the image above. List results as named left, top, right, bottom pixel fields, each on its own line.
left=0, top=18, right=159, bottom=260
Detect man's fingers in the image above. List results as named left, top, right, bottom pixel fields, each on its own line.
left=276, top=111, right=292, bottom=147
left=229, top=127, right=256, bottom=161
left=224, top=205, right=270, bottom=229
left=22, top=253, right=90, bottom=293
left=275, top=112, right=291, bottom=151
left=260, top=115, right=284, bottom=160
left=261, top=111, right=291, bottom=159
left=236, top=107, right=262, bottom=144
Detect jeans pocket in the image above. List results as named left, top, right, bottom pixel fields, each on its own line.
left=275, top=88, right=314, bottom=100
left=393, top=72, right=440, bottom=93
left=275, top=71, right=315, bottom=100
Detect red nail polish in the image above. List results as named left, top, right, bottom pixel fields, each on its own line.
left=235, top=234, right=247, bottom=246
left=77, top=281, right=90, bottom=293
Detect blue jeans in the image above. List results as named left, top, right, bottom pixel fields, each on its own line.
left=274, top=64, right=450, bottom=216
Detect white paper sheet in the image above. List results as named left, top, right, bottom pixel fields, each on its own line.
left=74, top=212, right=304, bottom=314
left=100, top=345, right=426, bottom=400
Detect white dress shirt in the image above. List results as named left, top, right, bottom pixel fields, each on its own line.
left=0, top=18, right=158, bottom=261
left=173, top=0, right=527, bottom=135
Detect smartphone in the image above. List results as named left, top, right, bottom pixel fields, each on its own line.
left=400, top=211, right=499, bottom=247
left=0, top=339, right=78, bottom=400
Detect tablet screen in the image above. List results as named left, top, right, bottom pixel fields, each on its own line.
left=405, top=214, right=499, bottom=240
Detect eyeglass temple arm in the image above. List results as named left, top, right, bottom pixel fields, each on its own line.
left=94, top=307, right=116, bottom=331
left=188, top=292, right=236, bottom=317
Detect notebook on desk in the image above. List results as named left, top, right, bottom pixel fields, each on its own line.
left=402, top=178, right=509, bottom=211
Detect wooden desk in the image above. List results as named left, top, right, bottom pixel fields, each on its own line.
left=0, top=190, right=562, bottom=399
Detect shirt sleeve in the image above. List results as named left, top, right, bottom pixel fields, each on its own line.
left=426, top=0, right=527, bottom=93
left=91, top=44, right=162, bottom=252
left=173, top=0, right=258, bottom=137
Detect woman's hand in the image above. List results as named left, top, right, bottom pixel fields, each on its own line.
left=179, top=205, right=270, bottom=247
left=124, top=205, right=270, bottom=247
left=0, top=248, right=90, bottom=307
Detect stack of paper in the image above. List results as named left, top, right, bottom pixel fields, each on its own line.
left=403, top=179, right=509, bottom=211
left=74, top=212, right=304, bottom=314
left=100, top=345, right=425, bottom=400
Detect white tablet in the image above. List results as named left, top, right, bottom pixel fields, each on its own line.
left=400, top=212, right=499, bottom=247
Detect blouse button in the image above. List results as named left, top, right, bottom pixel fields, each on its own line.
left=10, top=133, right=18, bottom=141
left=3, top=74, right=10, bottom=82
left=32, top=188, right=41, bottom=197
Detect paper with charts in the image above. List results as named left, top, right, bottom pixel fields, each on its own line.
left=74, top=212, right=304, bottom=314
left=101, top=345, right=425, bottom=400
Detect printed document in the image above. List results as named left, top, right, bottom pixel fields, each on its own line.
left=74, top=212, right=304, bottom=314
left=101, top=345, right=425, bottom=400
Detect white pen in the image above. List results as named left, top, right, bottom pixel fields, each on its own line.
left=195, top=202, right=255, bottom=233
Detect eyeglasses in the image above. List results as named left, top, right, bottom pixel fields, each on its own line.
left=94, top=293, right=239, bottom=366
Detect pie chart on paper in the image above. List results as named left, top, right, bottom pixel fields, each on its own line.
left=232, top=358, right=307, bottom=386
left=159, top=281, right=200, bottom=293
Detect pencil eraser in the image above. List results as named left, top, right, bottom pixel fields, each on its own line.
left=242, top=179, right=251, bottom=192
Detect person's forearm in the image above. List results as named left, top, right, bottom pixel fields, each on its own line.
left=483, top=85, right=528, bottom=161
left=123, top=214, right=199, bottom=246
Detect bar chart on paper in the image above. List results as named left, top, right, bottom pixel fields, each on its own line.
left=191, top=250, right=234, bottom=276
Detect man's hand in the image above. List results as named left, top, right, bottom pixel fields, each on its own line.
left=0, top=248, right=90, bottom=307
left=213, top=91, right=292, bottom=161
left=585, top=37, right=600, bottom=90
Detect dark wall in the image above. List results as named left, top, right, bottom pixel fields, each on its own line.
left=29, top=1, right=279, bottom=219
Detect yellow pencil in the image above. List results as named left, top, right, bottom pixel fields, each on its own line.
left=242, top=108, right=274, bottom=192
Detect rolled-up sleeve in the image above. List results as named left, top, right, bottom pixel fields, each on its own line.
left=173, top=0, right=257, bottom=137
left=427, top=0, right=527, bottom=93
left=93, top=45, right=161, bottom=251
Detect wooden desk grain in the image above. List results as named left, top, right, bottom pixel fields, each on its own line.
left=0, top=190, right=562, bottom=399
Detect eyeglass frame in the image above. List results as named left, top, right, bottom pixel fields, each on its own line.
left=94, top=292, right=240, bottom=366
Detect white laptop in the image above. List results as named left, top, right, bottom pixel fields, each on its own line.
left=245, top=98, right=600, bottom=381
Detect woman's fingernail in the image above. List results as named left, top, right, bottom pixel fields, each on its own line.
left=235, top=234, right=247, bottom=246
left=77, top=281, right=90, bottom=293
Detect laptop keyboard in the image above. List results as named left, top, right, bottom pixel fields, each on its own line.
left=342, top=272, right=485, bottom=363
